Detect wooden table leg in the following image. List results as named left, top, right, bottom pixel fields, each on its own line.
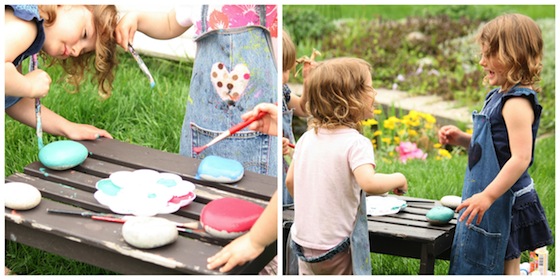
left=419, top=244, right=436, bottom=275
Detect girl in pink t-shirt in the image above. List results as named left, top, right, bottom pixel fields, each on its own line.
left=285, top=57, right=408, bottom=275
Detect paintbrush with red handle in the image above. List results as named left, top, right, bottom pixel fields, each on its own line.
left=193, top=110, right=268, bottom=154
left=46, top=209, right=201, bottom=232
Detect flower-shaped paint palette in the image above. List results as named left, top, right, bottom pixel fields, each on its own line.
left=94, top=169, right=196, bottom=216
left=366, top=196, right=407, bottom=216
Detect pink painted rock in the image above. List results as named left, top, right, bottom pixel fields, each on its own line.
left=200, top=197, right=264, bottom=239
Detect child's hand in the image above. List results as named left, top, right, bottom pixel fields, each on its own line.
left=438, top=125, right=466, bottom=147
left=391, top=172, right=408, bottom=195
left=115, top=12, right=139, bottom=50
left=26, top=69, right=52, bottom=98
left=456, top=192, right=493, bottom=226
left=282, top=137, right=291, bottom=155
left=207, top=233, right=264, bottom=273
left=63, top=123, right=113, bottom=140
left=242, top=103, right=278, bottom=136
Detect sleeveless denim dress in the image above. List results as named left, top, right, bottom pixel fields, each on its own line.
left=179, top=5, right=277, bottom=176
left=290, top=191, right=372, bottom=275
left=5, top=5, right=45, bottom=109
left=449, top=86, right=544, bottom=274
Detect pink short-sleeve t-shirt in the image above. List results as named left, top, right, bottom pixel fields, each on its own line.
left=291, top=127, right=375, bottom=250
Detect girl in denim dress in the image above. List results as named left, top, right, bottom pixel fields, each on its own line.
left=116, top=5, right=278, bottom=176
left=438, top=13, right=553, bottom=275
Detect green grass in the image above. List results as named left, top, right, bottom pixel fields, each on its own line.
left=284, top=5, right=555, bottom=21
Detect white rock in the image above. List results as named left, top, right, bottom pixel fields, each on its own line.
left=4, top=182, right=42, bottom=210
left=122, top=216, right=178, bottom=249
left=440, top=195, right=462, bottom=209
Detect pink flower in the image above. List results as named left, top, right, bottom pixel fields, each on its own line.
left=395, top=142, right=427, bottom=163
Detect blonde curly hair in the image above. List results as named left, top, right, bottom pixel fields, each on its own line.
left=39, top=5, right=118, bottom=99
left=477, top=13, right=543, bottom=93
left=301, top=57, right=374, bottom=133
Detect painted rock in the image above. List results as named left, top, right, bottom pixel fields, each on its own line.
left=440, top=195, right=462, bottom=209
left=39, top=140, right=88, bottom=170
left=200, top=197, right=264, bottom=239
left=426, top=206, right=455, bottom=225
left=196, top=155, right=244, bottom=183
left=4, top=182, right=42, bottom=210
left=122, top=216, right=178, bottom=249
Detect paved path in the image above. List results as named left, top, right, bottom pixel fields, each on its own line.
left=287, top=83, right=472, bottom=126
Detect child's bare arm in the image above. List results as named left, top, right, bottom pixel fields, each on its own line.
left=115, top=9, right=191, bottom=50
left=285, top=159, right=295, bottom=197
left=353, top=164, right=408, bottom=195
left=5, top=10, right=51, bottom=98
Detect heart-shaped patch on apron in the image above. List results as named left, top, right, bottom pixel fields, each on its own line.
left=210, top=62, right=251, bottom=105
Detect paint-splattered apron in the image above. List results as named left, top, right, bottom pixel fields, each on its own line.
left=290, top=191, right=372, bottom=275
left=179, top=5, right=277, bottom=176
left=448, top=109, right=514, bottom=274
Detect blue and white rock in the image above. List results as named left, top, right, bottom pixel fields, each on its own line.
left=196, top=155, right=244, bottom=183
left=426, top=206, right=455, bottom=225
left=38, top=140, right=88, bottom=170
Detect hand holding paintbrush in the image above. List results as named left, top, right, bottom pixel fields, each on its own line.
left=193, top=103, right=279, bottom=154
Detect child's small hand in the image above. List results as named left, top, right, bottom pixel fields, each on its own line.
left=456, top=192, right=493, bottom=226
left=64, top=123, right=113, bottom=140
left=242, top=103, right=278, bottom=136
left=207, top=233, right=264, bottom=273
left=26, top=69, right=52, bottom=98
left=282, top=137, right=291, bottom=155
left=115, top=12, right=139, bottom=50
left=392, top=172, right=408, bottom=195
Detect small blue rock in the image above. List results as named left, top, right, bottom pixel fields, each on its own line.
left=426, top=206, right=455, bottom=225
left=196, top=155, right=244, bottom=183
left=39, top=140, right=88, bottom=170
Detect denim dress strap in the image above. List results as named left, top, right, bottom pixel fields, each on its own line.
left=448, top=111, right=514, bottom=275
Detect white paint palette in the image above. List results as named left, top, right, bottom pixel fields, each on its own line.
left=94, top=169, right=196, bottom=216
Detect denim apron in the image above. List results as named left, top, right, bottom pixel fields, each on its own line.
left=179, top=5, right=277, bottom=176
left=290, top=191, right=372, bottom=275
left=282, top=90, right=295, bottom=206
left=448, top=109, right=514, bottom=274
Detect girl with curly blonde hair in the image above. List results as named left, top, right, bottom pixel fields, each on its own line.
left=286, top=57, right=408, bottom=275
left=5, top=5, right=118, bottom=140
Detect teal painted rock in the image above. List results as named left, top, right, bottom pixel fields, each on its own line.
left=39, top=140, right=88, bottom=170
left=196, top=155, right=244, bottom=183
left=426, top=206, right=455, bottom=225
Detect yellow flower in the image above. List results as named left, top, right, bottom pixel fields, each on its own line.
left=438, top=148, right=452, bottom=159
left=466, top=128, right=473, bottom=135
left=407, top=129, right=418, bottom=137
left=433, top=143, right=442, bottom=149
left=362, top=118, right=378, bottom=126
left=374, top=109, right=382, bottom=115
left=382, top=137, right=392, bottom=145
left=394, top=136, right=400, bottom=144
left=373, top=130, right=382, bottom=137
